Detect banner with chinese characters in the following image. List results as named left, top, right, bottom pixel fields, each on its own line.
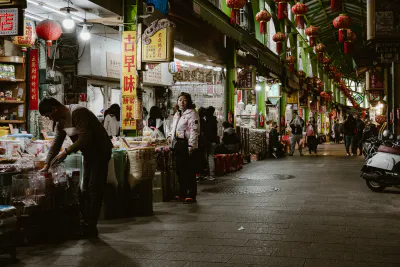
left=29, top=48, right=38, bottom=110
left=142, top=19, right=175, bottom=63
left=122, top=31, right=137, bottom=96
left=122, top=96, right=136, bottom=130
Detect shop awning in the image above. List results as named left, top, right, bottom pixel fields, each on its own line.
left=192, top=0, right=283, bottom=77
left=193, top=0, right=243, bottom=43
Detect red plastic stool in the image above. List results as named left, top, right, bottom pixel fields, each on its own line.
left=225, top=154, right=234, bottom=173
left=214, top=155, right=226, bottom=176
left=237, top=154, right=243, bottom=169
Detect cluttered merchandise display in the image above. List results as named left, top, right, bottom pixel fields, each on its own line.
left=0, top=133, right=82, bottom=248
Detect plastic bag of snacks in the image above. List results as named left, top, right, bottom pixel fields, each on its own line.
left=127, top=147, right=156, bottom=189
left=150, top=119, right=165, bottom=140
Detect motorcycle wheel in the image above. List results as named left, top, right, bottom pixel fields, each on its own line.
left=365, top=179, right=386, bottom=192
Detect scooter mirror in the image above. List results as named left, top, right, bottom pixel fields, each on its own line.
left=383, top=130, right=390, bottom=138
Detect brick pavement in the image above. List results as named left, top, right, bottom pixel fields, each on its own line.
left=3, top=144, right=400, bottom=267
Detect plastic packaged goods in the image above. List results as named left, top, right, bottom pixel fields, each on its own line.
left=49, top=163, right=69, bottom=189
left=150, top=119, right=166, bottom=140
left=11, top=174, right=29, bottom=202
left=127, top=147, right=156, bottom=189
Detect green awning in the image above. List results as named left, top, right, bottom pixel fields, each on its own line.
left=193, top=0, right=283, bottom=77
left=193, top=0, right=243, bottom=43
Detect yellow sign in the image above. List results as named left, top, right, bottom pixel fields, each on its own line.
left=122, top=95, right=136, bottom=130
left=287, top=93, right=298, bottom=104
left=142, top=19, right=175, bottom=63
left=122, top=31, right=137, bottom=97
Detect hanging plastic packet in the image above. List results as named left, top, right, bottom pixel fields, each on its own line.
left=49, top=163, right=69, bottom=190
left=150, top=119, right=165, bottom=140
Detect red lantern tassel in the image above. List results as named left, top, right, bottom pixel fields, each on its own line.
left=276, top=42, right=282, bottom=54
left=338, top=29, right=347, bottom=43
left=260, top=21, right=266, bottom=34
left=296, top=15, right=305, bottom=29
left=230, top=9, right=240, bottom=25
left=331, top=0, right=342, bottom=12
left=278, top=2, right=288, bottom=20
left=309, top=37, right=316, bottom=47
left=344, top=42, right=353, bottom=54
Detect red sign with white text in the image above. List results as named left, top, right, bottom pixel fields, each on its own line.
left=29, top=49, right=38, bottom=110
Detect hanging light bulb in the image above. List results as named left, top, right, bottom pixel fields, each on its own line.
left=80, top=24, right=90, bottom=40
left=63, top=11, right=75, bottom=30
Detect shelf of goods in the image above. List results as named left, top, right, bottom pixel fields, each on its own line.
left=0, top=56, right=26, bottom=130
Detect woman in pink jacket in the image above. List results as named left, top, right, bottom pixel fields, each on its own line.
left=169, top=92, right=200, bottom=204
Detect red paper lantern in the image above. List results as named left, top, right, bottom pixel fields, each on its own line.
left=333, top=14, right=352, bottom=43
left=285, top=55, right=296, bottom=72
left=331, top=0, right=342, bottom=12
left=291, top=3, right=308, bottom=29
left=335, top=72, right=342, bottom=83
left=305, top=26, right=319, bottom=47
left=256, top=9, right=271, bottom=34
left=273, top=32, right=286, bottom=54
left=322, top=56, right=333, bottom=72
left=344, top=30, right=357, bottom=54
left=315, top=43, right=326, bottom=62
left=274, top=0, right=288, bottom=20
left=13, top=19, right=36, bottom=55
left=36, top=19, right=62, bottom=57
left=297, top=70, right=306, bottom=88
left=226, top=0, right=246, bottom=25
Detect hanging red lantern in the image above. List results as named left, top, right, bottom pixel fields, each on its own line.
left=226, top=0, right=247, bottom=25
left=274, top=0, right=288, bottom=20
left=335, top=72, right=342, bottom=83
left=36, top=19, right=62, bottom=57
left=291, top=3, right=308, bottom=29
left=322, top=56, right=333, bottom=72
left=256, top=9, right=272, bottom=34
left=273, top=32, right=287, bottom=54
left=333, top=14, right=352, bottom=43
left=331, top=0, right=342, bottom=12
left=12, top=19, right=36, bottom=58
left=296, top=70, right=306, bottom=88
left=344, top=30, right=357, bottom=54
left=314, top=43, right=326, bottom=62
left=305, top=26, right=319, bottom=47
left=285, top=55, right=296, bottom=72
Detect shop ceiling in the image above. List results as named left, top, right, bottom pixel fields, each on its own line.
left=291, top=0, right=369, bottom=75
left=25, top=0, right=120, bottom=24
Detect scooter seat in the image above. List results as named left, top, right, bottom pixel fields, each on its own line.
left=377, top=145, right=400, bottom=155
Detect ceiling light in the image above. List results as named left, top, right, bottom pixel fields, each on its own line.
left=174, top=48, right=194, bottom=57
left=63, top=12, right=75, bottom=29
left=80, top=24, right=91, bottom=41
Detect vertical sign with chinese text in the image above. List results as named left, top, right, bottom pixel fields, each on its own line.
left=142, top=28, right=167, bottom=62
left=121, top=31, right=137, bottom=130
left=30, top=49, right=38, bottom=110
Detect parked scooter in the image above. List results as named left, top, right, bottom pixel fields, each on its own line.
left=361, top=131, right=400, bottom=192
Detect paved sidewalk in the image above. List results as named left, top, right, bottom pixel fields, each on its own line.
left=3, top=144, right=400, bottom=267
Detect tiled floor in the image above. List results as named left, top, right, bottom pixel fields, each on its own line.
left=3, top=143, right=400, bottom=267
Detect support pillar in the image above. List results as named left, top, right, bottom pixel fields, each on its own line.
left=226, top=39, right=236, bottom=123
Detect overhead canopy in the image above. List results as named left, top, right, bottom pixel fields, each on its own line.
left=302, top=0, right=368, bottom=76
